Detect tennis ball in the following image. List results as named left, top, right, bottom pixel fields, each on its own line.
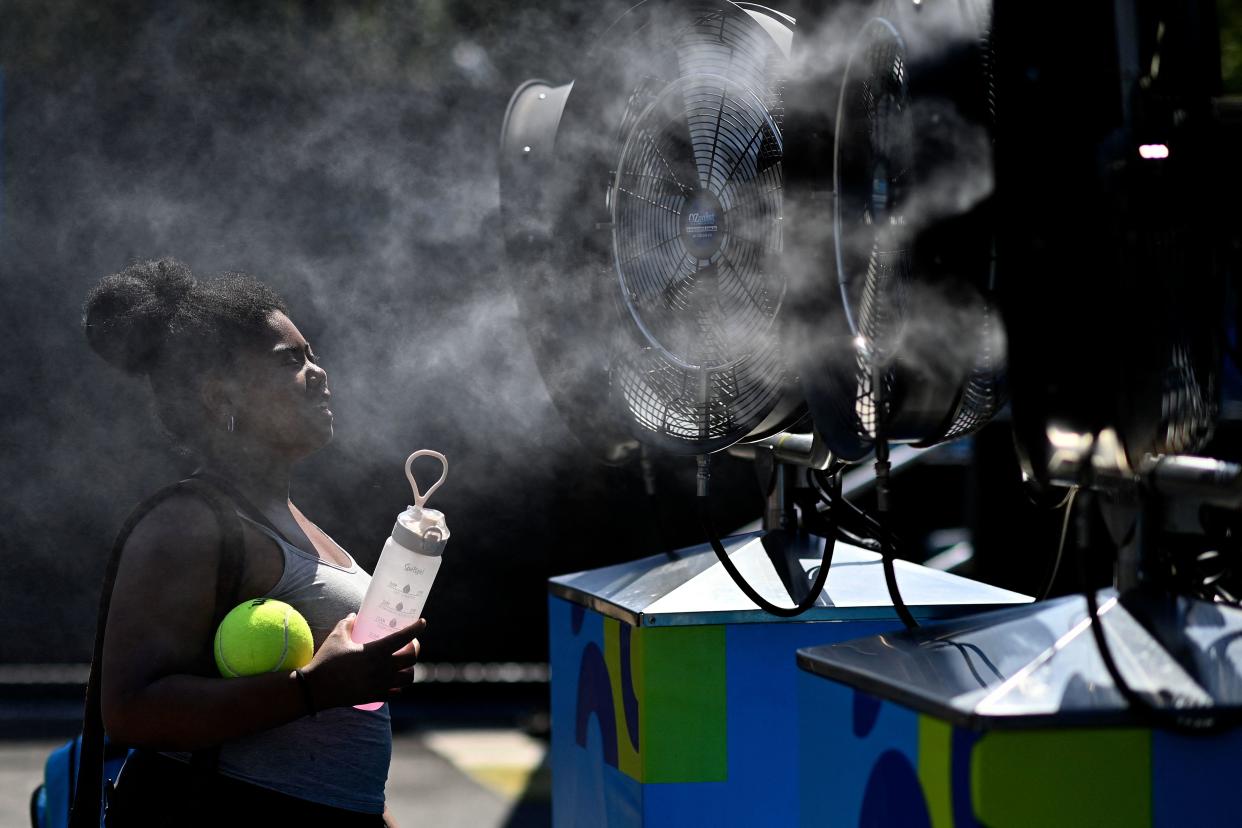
left=214, top=598, right=314, bottom=678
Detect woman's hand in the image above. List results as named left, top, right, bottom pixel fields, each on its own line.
left=300, top=614, right=426, bottom=710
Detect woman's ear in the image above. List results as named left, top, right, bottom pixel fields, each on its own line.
left=200, top=375, right=236, bottom=424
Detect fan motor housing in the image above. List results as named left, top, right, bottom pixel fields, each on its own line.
left=681, top=190, right=725, bottom=259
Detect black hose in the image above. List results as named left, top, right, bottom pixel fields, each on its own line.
left=696, top=456, right=840, bottom=618
left=810, top=463, right=916, bottom=625
left=875, top=437, right=919, bottom=630
left=810, top=468, right=897, bottom=547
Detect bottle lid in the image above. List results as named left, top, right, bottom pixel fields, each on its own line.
left=390, top=450, right=450, bottom=555
left=391, top=506, right=450, bottom=555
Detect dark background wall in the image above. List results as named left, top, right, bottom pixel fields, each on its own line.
left=0, top=0, right=776, bottom=667
left=4, top=1, right=1235, bottom=669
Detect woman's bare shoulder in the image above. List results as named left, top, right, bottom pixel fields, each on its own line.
left=119, top=489, right=225, bottom=573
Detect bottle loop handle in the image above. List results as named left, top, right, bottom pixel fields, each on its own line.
left=406, top=450, right=448, bottom=510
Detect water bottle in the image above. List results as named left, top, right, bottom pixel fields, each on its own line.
left=352, top=450, right=449, bottom=710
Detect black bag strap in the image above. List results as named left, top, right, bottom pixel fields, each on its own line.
left=70, top=476, right=249, bottom=828
left=190, top=470, right=293, bottom=546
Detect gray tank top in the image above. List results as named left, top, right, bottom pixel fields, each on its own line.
left=163, top=514, right=392, bottom=813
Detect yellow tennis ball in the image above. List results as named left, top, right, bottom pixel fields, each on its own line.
left=214, top=598, right=314, bottom=678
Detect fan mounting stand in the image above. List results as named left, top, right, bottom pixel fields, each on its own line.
left=759, top=461, right=821, bottom=606
left=1043, top=426, right=1242, bottom=728
left=722, top=431, right=839, bottom=609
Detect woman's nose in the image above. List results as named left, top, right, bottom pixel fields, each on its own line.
left=307, top=362, right=328, bottom=389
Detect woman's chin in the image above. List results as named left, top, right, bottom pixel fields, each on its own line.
left=309, top=421, right=334, bottom=451
left=283, top=422, right=334, bottom=459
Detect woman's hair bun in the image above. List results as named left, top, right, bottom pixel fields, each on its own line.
left=84, top=258, right=197, bottom=375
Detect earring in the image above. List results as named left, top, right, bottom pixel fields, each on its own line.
left=227, top=414, right=235, bottom=433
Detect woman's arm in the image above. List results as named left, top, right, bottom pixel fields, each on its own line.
left=100, top=493, right=422, bottom=751
left=100, top=493, right=307, bottom=749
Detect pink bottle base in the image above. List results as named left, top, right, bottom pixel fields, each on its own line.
left=355, top=701, right=384, bottom=711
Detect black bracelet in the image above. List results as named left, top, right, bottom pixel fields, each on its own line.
left=293, top=668, right=317, bottom=718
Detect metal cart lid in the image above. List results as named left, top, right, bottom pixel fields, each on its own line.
left=548, top=532, right=1030, bottom=627
left=797, top=590, right=1242, bottom=729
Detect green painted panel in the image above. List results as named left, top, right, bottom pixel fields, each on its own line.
left=918, top=716, right=954, bottom=828
left=972, top=728, right=1151, bottom=828
left=640, top=624, right=727, bottom=783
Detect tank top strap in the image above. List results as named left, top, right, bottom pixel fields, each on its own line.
left=237, top=512, right=359, bottom=573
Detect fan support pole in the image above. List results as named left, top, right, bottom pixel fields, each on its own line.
left=764, top=463, right=799, bottom=533
left=758, top=462, right=821, bottom=605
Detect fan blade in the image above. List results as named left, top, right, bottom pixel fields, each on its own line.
left=683, top=81, right=727, bottom=191
left=641, top=86, right=700, bottom=195
left=657, top=253, right=701, bottom=311
left=713, top=118, right=769, bottom=195
left=717, top=249, right=771, bottom=318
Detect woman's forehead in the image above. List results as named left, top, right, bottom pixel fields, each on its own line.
left=265, top=310, right=309, bottom=348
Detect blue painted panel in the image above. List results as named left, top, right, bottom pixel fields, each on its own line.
left=642, top=781, right=735, bottom=825
left=631, top=619, right=899, bottom=826
left=550, top=597, right=644, bottom=827
left=557, top=728, right=643, bottom=827
left=798, top=673, right=920, bottom=828
left=859, top=749, right=933, bottom=828
left=1152, top=727, right=1242, bottom=828
left=728, top=620, right=897, bottom=826
left=551, top=598, right=906, bottom=827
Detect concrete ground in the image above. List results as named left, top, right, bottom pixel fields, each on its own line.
left=1, top=729, right=551, bottom=828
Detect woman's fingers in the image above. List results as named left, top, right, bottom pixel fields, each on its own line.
left=391, top=639, right=421, bottom=669
left=365, top=618, right=427, bottom=653
left=386, top=667, right=417, bottom=697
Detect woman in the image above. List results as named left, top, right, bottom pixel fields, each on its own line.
left=84, top=258, right=416, bottom=825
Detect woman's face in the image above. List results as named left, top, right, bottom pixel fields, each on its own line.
left=224, top=310, right=333, bottom=459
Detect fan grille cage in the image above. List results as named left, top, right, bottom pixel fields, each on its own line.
left=604, top=5, right=797, bottom=450
left=827, top=6, right=1004, bottom=450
